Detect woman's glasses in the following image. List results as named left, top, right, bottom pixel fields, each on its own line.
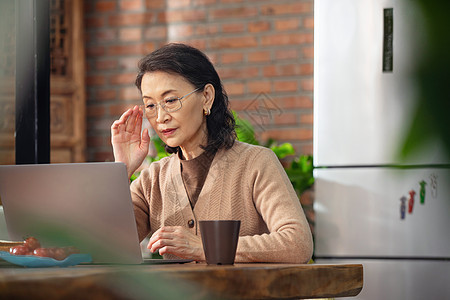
left=142, top=87, right=202, bottom=117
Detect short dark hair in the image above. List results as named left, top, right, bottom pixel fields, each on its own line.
left=135, top=43, right=236, bottom=154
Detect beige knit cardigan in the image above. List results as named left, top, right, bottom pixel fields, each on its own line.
left=130, top=141, right=313, bottom=263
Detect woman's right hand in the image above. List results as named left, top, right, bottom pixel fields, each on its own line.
left=111, top=105, right=150, bottom=179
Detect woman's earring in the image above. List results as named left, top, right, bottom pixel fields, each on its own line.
left=204, top=108, right=211, bottom=116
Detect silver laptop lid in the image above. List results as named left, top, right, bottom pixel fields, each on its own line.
left=0, top=162, right=142, bottom=264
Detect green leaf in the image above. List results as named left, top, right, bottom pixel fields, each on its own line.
left=270, top=143, right=295, bottom=159
left=263, top=138, right=276, bottom=148
left=298, top=155, right=314, bottom=173
left=284, top=155, right=314, bottom=196
left=233, top=111, right=259, bottom=145
left=130, top=173, right=138, bottom=182
left=151, top=135, right=170, bottom=160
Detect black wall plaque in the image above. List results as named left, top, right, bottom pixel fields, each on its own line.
left=15, top=0, right=51, bottom=164
left=383, top=8, right=394, bottom=72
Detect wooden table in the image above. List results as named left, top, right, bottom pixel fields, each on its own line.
left=0, top=262, right=363, bottom=299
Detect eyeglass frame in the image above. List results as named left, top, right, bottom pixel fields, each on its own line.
left=141, top=87, right=203, bottom=117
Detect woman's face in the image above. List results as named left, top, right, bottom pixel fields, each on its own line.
left=141, top=71, right=214, bottom=159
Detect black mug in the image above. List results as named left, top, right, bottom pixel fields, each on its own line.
left=199, top=220, right=241, bottom=265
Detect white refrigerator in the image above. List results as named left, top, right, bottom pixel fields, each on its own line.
left=313, top=0, right=450, bottom=299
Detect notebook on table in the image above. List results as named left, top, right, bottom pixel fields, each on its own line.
left=0, top=162, right=143, bottom=264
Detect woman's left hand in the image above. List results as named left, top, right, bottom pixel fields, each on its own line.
left=148, top=226, right=205, bottom=261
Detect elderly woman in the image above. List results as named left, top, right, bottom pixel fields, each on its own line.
left=111, top=43, right=313, bottom=263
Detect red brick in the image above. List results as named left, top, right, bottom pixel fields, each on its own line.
left=93, top=151, right=114, bottom=162
left=222, top=23, right=245, bottom=33
left=93, top=29, right=117, bottom=42
left=305, top=207, right=315, bottom=222
left=84, top=2, right=95, bottom=13
left=96, top=89, right=117, bottom=101
left=210, top=36, right=258, bottom=49
left=302, top=46, right=314, bottom=59
left=210, top=7, right=258, bottom=19
left=181, top=39, right=207, bottom=50
left=119, top=28, right=143, bottom=41
left=87, top=136, right=109, bottom=148
left=95, top=1, right=116, bottom=12
left=220, top=0, right=244, bottom=3
left=85, top=17, right=105, bottom=28
left=301, top=78, right=314, bottom=91
left=144, top=26, right=167, bottom=40
left=110, top=73, right=136, bottom=85
left=217, top=66, right=259, bottom=79
left=248, top=80, right=271, bottom=94
left=202, top=51, right=217, bottom=64
left=275, top=19, right=300, bottom=31
left=261, top=33, right=313, bottom=46
left=264, top=63, right=313, bottom=77
left=95, top=59, right=118, bottom=71
left=86, top=45, right=106, bottom=57
left=303, top=17, right=314, bottom=29
left=145, top=0, right=165, bottom=9
left=248, top=21, right=270, bottom=33
left=195, top=24, right=219, bottom=35
left=168, top=24, right=194, bottom=38
left=88, top=105, right=107, bottom=117
left=301, top=143, right=313, bottom=156
left=299, top=189, right=313, bottom=206
left=261, top=3, right=312, bottom=15
left=108, top=13, right=153, bottom=27
left=167, top=0, right=191, bottom=9
left=301, top=113, right=313, bottom=124
left=193, top=0, right=217, bottom=5
left=86, top=75, right=107, bottom=86
left=110, top=103, right=138, bottom=116
left=143, top=42, right=156, bottom=53
left=274, top=113, right=297, bottom=125
left=275, top=49, right=298, bottom=60
left=262, top=66, right=276, bottom=77
left=224, top=82, right=245, bottom=96
left=260, top=128, right=312, bottom=141
left=108, top=44, right=144, bottom=56
left=248, top=51, right=271, bottom=63
left=120, top=0, right=143, bottom=11
left=277, top=96, right=312, bottom=109
left=89, top=118, right=116, bottom=132
left=240, top=94, right=280, bottom=112
left=229, top=99, right=254, bottom=111
left=120, top=86, right=141, bottom=100
left=85, top=0, right=315, bottom=167
left=220, top=52, right=244, bottom=64
left=274, top=81, right=298, bottom=92
left=118, top=57, right=140, bottom=70
left=160, top=10, right=206, bottom=23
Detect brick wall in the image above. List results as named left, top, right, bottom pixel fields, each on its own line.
left=84, top=0, right=314, bottom=162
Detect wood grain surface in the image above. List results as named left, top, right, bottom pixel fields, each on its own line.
left=0, top=262, right=363, bottom=299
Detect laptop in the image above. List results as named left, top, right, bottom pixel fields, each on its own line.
left=0, top=162, right=143, bottom=264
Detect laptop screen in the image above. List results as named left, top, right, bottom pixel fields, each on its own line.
left=0, top=162, right=143, bottom=264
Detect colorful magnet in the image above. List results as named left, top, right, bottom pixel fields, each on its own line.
left=419, top=180, right=426, bottom=204
left=400, top=196, right=407, bottom=220
left=408, top=190, right=416, bottom=214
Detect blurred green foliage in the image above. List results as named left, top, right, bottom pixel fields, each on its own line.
left=401, top=0, right=450, bottom=160
left=285, top=155, right=314, bottom=198
left=148, top=135, right=171, bottom=162
left=234, top=111, right=314, bottom=197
